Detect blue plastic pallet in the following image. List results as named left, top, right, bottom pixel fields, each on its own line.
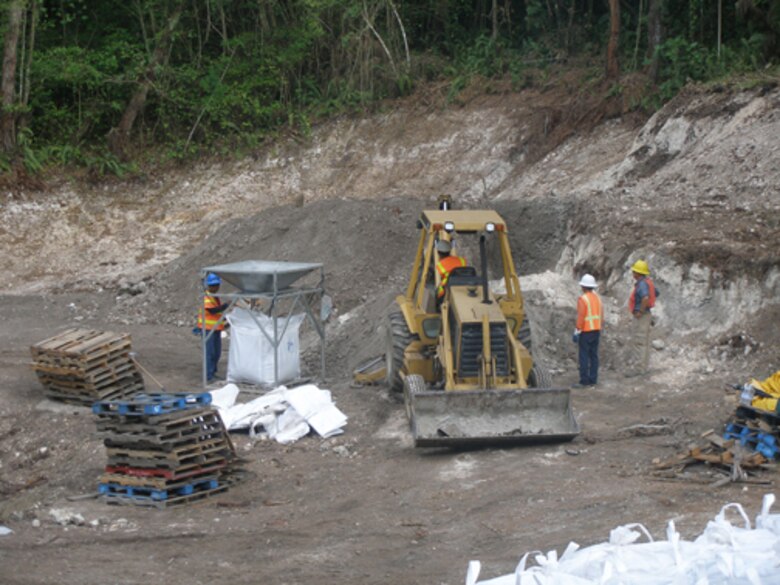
left=92, top=392, right=212, bottom=416
left=98, top=478, right=219, bottom=501
left=723, top=423, right=758, bottom=447
left=756, top=432, right=779, bottom=459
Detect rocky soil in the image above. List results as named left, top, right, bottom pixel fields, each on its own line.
left=0, top=78, right=779, bottom=585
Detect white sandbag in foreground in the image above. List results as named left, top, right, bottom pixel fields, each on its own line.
left=466, top=494, right=780, bottom=585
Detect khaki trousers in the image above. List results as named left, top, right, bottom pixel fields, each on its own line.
left=629, top=312, right=652, bottom=374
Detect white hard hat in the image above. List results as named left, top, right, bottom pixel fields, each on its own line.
left=579, top=274, right=597, bottom=288
left=436, top=239, right=452, bottom=253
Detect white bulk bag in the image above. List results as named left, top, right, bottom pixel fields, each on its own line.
left=226, top=307, right=304, bottom=385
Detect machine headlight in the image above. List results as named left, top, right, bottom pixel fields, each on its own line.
left=444, top=221, right=455, bottom=232
left=485, top=222, right=496, bottom=233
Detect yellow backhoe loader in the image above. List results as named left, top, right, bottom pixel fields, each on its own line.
left=386, top=208, right=579, bottom=447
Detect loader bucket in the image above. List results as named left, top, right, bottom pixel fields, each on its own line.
left=407, top=388, right=580, bottom=448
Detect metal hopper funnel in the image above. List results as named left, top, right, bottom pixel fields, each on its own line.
left=203, top=260, right=322, bottom=293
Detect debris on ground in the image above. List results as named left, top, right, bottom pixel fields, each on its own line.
left=48, top=508, right=86, bottom=526
left=465, top=494, right=780, bottom=585
left=651, top=374, right=780, bottom=486
left=715, top=332, right=760, bottom=359
left=351, top=355, right=386, bottom=387
left=92, top=392, right=241, bottom=508
left=30, top=329, right=144, bottom=405
left=210, top=383, right=347, bottom=443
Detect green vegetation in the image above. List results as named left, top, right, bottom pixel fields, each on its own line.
left=0, top=0, right=777, bottom=175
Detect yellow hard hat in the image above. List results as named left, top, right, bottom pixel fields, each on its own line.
left=631, top=260, right=650, bottom=275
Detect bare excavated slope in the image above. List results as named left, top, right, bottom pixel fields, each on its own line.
left=1, top=80, right=780, bottom=585
left=2, top=81, right=778, bottom=376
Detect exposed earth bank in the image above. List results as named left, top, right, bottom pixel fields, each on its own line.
left=0, top=79, right=779, bottom=585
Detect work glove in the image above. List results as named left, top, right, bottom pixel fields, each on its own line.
left=572, top=329, right=581, bottom=343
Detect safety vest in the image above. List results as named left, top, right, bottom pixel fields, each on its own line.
left=577, top=291, right=602, bottom=332
left=436, top=256, right=466, bottom=298
left=629, top=277, right=656, bottom=314
left=197, top=294, right=225, bottom=331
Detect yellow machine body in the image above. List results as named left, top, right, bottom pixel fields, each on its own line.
left=385, top=208, right=579, bottom=447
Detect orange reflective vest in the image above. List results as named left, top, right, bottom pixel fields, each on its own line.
left=198, top=294, right=225, bottom=331
left=628, top=277, right=656, bottom=314
left=436, top=256, right=466, bottom=298
left=576, top=291, right=603, bottom=332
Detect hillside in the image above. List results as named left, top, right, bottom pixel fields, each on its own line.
left=0, top=79, right=779, bottom=585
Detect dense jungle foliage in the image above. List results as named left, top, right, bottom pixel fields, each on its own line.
left=0, top=0, right=778, bottom=174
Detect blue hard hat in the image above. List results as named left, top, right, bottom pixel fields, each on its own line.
left=205, top=273, right=221, bottom=286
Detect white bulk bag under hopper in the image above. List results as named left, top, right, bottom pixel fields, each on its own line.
left=226, top=307, right=305, bottom=386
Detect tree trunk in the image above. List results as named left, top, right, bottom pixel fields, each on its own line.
left=491, top=0, right=498, bottom=39
left=18, top=0, right=38, bottom=133
left=647, top=0, right=664, bottom=82
left=606, top=0, right=620, bottom=78
left=1, top=0, right=25, bottom=152
left=107, top=2, right=183, bottom=159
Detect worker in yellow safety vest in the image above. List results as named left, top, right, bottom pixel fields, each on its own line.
left=435, top=239, right=467, bottom=299
left=196, top=273, right=229, bottom=382
left=572, top=274, right=603, bottom=388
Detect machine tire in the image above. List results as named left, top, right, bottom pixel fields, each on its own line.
left=516, top=316, right=533, bottom=354
left=527, top=364, right=553, bottom=389
left=386, top=311, right=416, bottom=393
left=403, top=374, right=426, bottom=423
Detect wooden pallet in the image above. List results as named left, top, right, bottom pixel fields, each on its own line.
left=106, top=439, right=233, bottom=470
left=31, top=328, right=144, bottom=404
left=44, top=378, right=144, bottom=401
left=102, top=427, right=228, bottom=452
left=32, top=355, right=139, bottom=381
left=36, top=369, right=143, bottom=393
left=99, top=470, right=222, bottom=491
left=95, top=408, right=218, bottom=433
left=31, top=329, right=132, bottom=360
left=99, top=469, right=248, bottom=509
left=105, top=460, right=230, bottom=482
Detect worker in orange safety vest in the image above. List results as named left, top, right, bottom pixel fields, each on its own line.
left=572, top=274, right=603, bottom=388
left=626, top=259, right=657, bottom=377
left=435, top=239, right=467, bottom=299
left=196, top=272, right=229, bottom=382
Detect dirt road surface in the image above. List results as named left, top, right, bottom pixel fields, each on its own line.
left=1, top=80, right=779, bottom=584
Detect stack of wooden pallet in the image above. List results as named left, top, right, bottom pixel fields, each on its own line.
left=30, top=328, right=145, bottom=405
left=93, top=393, right=240, bottom=508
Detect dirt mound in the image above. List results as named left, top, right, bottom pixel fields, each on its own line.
left=112, top=196, right=574, bottom=375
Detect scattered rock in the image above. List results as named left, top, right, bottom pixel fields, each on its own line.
left=652, top=339, right=666, bottom=350
left=108, top=518, right=134, bottom=531
left=49, top=508, right=86, bottom=526
left=332, top=445, right=351, bottom=458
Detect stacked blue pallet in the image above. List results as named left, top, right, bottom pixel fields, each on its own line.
left=92, top=392, right=239, bottom=508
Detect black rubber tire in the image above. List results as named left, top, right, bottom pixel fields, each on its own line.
left=527, top=364, right=553, bottom=388
left=403, top=374, right=427, bottom=423
left=386, top=311, right=416, bottom=392
left=517, top=316, right=533, bottom=354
